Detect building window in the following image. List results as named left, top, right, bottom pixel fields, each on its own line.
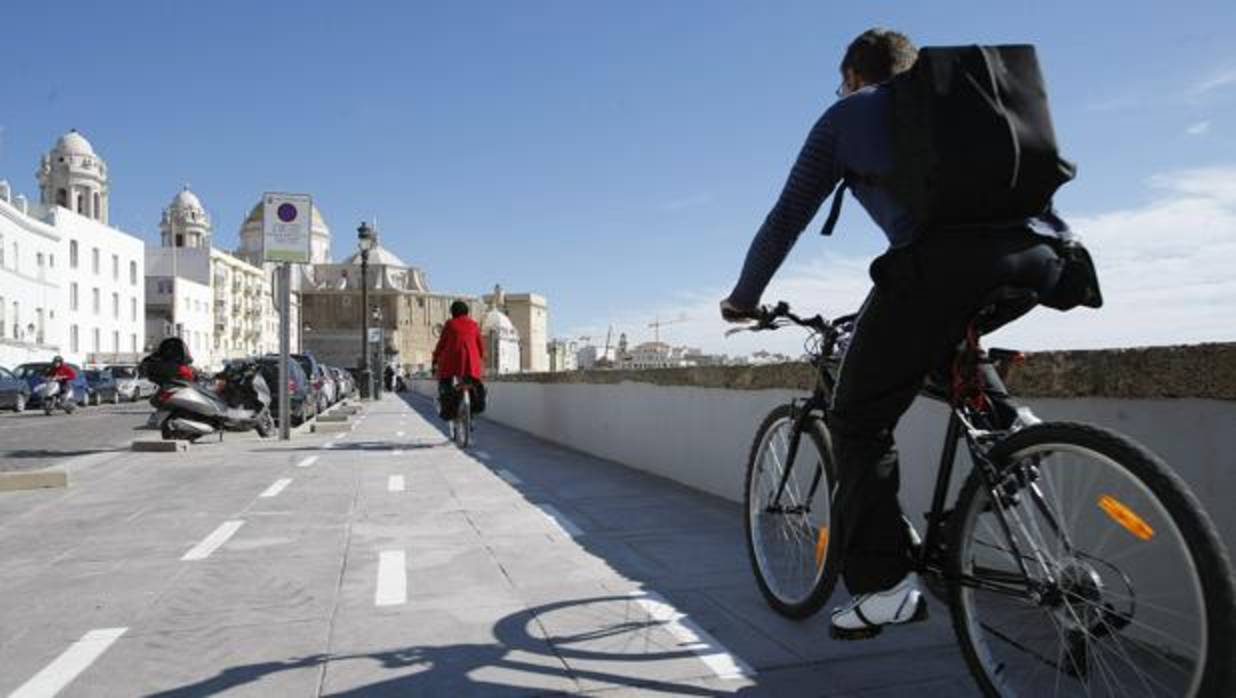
left=70, top=241, right=78, bottom=268
left=49, top=254, right=54, bottom=268
left=0, top=236, right=5, bottom=268
left=70, top=283, right=79, bottom=311
left=0, top=296, right=5, bottom=338
left=94, top=193, right=101, bottom=220
left=92, top=288, right=100, bottom=314
left=113, top=331, right=119, bottom=352
left=130, top=334, right=137, bottom=353
left=112, top=254, right=119, bottom=280
left=92, top=328, right=100, bottom=352
left=71, top=325, right=79, bottom=353
left=37, top=252, right=44, bottom=268
left=130, top=297, right=137, bottom=321
left=77, top=194, right=84, bottom=214
left=130, top=261, right=137, bottom=285
left=92, top=248, right=99, bottom=274
left=57, top=189, right=68, bottom=208
left=112, top=293, right=119, bottom=319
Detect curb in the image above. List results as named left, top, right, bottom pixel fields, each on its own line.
left=0, top=469, right=68, bottom=492
left=132, top=439, right=189, bottom=453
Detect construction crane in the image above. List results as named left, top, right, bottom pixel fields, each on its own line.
left=648, top=316, right=687, bottom=343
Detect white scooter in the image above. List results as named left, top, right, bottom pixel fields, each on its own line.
left=34, top=380, right=77, bottom=416
left=151, top=363, right=273, bottom=442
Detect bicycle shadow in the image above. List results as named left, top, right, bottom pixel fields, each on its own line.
left=141, top=596, right=743, bottom=697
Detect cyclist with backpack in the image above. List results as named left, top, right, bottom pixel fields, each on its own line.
left=720, top=29, right=1099, bottom=639
left=432, top=300, right=486, bottom=425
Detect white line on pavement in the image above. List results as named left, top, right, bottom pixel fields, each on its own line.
left=388, top=475, right=405, bottom=492
left=631, top=592, right=756, bottom=681
left=259, top=478, right=292, bottom=498
left=396, top=431, right=405, bottom=437
left=296, top=456, right=318, bottom=468
left=496, top=469, right=522, bottom=485
left=333, top=432, right=346, bottom=440
left=474, top=450, right=492, bottom=460
left=8, top=627, right=129, bottom=698
left=538, top=505, right=583, bottom=537
left=393, top=449, right=404, bottom=456
left=181, top=520, right=244, bottom=561
left=322, top=442, right=334, bottom=449
left=375, top=550, right=407, bottom=606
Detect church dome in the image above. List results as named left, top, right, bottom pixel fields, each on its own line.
left=54, top=129, right=96, bottom=156
left=340, top=244, right=408, bottom=268
left=171, top=187, right=204, bottom=212
left=482, top=308, right=519, bottom=338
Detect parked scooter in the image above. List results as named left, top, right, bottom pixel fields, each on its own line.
left=34, top=380, right=77, bottom=416
left=149, top=361, right=274, bottom=442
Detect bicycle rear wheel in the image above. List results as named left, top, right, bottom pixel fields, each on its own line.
left=949, top=422, right=1236, bottom=697
left=744, top=404, right=838, bottom=619
left=454, top=391, right=471, bottom=448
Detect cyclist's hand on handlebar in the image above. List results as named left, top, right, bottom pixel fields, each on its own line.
left=720, top=298, right=758, bottom=323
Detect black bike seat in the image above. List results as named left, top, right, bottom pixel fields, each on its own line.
left=973, top=286, right=1039, bottom=335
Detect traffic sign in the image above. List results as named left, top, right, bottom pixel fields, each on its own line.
left=262, top=192, right=312, bottom=263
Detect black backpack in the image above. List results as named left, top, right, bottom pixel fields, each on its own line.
left=821, top=44, right=1076, bottom=237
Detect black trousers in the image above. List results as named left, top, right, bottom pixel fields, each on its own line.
left=829, top=231, right=1064, bottom=594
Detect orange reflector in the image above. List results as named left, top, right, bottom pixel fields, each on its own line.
left=815, top=527, right=830, bottom=569
left=1098, top=495, right=1154, bottom=541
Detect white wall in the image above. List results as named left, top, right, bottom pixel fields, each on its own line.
left=52, top=207, right=145, bottom=364
left=0, top=196, right=64, bottom=366
left=413, top=378, right=1236, bottom=552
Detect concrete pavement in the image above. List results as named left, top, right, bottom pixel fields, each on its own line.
left=0, top=393, right=978, bottom=696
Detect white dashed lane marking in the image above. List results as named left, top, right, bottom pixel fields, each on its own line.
left=296, top=456, right=318, bottom=468
left=9, top=627, right=129, bottom=698
left=388, top=475, right=405, bottom=492
left=182, top=520, right=245, bottom=561
left=375, top=550, right=407, bottom=606
left=259, top=478, right=292, bottom=498
left=496, top=469, right=522, bottom=485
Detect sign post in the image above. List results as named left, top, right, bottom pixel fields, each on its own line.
left=262, top=192, right=312, bottom=441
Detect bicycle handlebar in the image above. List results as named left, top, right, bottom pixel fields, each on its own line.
left=724, top=301, right=838, bottom=337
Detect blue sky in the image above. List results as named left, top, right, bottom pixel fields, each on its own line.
left=2, top=1, right=1234, bottom=351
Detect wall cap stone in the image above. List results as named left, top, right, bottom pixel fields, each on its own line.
left=487, top=343, right=1236, bottom=400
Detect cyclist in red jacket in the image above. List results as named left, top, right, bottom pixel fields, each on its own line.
left=432, top=301, right=485, bottom=419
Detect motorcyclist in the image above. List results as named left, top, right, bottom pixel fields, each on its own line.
left=44, top=356, right=77, bottom=401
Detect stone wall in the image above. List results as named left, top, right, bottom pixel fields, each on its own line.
left=488, top=342, right=1236, bottom=400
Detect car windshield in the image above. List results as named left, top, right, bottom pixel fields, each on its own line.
left=15, top=364, right=51, bottom=378
left=111, top=366, right=137, bottom=378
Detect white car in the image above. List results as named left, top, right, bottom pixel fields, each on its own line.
left=107, top=364, right=156, bottom=402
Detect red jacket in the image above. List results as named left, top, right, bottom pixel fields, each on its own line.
left=433, top=316, right=485, bottom=380
left=47, top=364, right=77, bottom=381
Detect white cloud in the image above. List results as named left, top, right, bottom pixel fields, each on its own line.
left=570, top=166, right=1236, bottom=355
left=1185, top=120, right=1211, bottom=136
left=1190, top=68, right=1236, bottom=96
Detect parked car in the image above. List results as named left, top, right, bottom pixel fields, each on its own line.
left=0, top=367, right=32, bottom=412
left=330, top=367, right=355, bottom=400
left=14, top=362, right=90, bottom=408
left=257, top=356, right=312, bottom=426
left=84, top=367, right=123, bottom=405
left=290, top=352, right=329, bottom=414
left=108, top=364, right=155, bottom=402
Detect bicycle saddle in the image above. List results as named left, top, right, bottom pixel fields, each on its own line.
left=973, top=285, right=1039, bottom=335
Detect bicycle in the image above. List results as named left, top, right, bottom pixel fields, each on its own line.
left=731, top=295, right=1236, bottom=697
left=448, top=377, right=473, bottom=449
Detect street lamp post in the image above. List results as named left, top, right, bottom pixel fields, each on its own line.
left=357, top=222, right=376, bottom=399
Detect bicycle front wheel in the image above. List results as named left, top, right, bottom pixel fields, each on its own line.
left=949, top=422, right=1236, bottom=698
left=744, top=404, right=838, bottom=619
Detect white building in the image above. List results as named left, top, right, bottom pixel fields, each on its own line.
left=547, top=338, right=579, bottom=372
left=482, top=305, right=521, bottom=374
left=621, top=341, right=699, bottom=370
left=148, top=187, right=281, bottom=370
left=0, top=130, right=145, bottom=367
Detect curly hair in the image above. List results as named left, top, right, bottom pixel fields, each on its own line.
left=840, top=28, right=918, bottom=83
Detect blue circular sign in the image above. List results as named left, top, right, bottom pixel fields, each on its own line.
left=277, top=203, right=298, bottom=223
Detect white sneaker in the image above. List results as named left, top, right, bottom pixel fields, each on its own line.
left=829, top=574, right=928, bottom=640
